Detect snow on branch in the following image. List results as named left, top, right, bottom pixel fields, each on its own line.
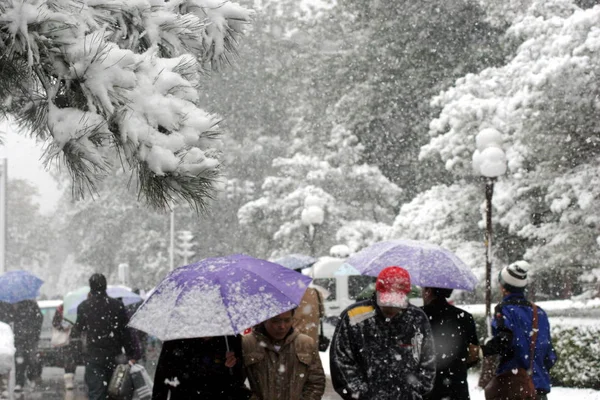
left=0, top=0, right=253, bottom=210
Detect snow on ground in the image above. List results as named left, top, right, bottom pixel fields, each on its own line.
left=459, top=298, right=600, bottom=316
left=319, top=348, right=600, bottom=400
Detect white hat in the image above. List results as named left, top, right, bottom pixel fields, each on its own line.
left=499, top=261, right=530, bottom=292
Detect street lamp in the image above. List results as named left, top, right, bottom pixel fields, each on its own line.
left=472, top=128, right=507, bottom=334
left=301, top=195, right=325, bottom=257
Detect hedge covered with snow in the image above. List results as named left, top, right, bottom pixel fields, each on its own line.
left=550, top=325, right=600, bottom=389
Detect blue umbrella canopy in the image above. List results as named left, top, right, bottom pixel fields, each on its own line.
left=273, top=254, right=318, bottom=271
left=0, top=270, right=44, bottom=303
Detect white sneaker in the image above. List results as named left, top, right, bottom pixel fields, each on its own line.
left=64, top=373, right=74, bottom=390
left=13, top=385, right=22, bottom=393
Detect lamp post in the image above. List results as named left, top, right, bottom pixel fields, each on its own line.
left=300, top=195, right=325, bottom=257
left=0, top=158, right=6, bottom=274
left=473, top=128, right=507, bottom=389
left=472, top=128, right=507, bottom=335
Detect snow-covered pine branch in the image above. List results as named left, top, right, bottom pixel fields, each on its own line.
left=0, top=0, right=253, bottom=209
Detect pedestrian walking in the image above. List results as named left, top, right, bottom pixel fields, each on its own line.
left=422, top=287, right=479, bottom=400
left=51, top=304, right=77, bottom=390
left=10, top=299, right=43, bottom=393
left=330, top=266, right=435, bottom=400
left=70, top=273, right=136, bottom=400
left=243, top=310, right=326, bottom=400
left=480, top=261, right=557, bottom=400
left=292, top=286, right=325, bottom=346
left=152, top=335, right=250, bottom=399
left=125, top=289, right=148, bottom=364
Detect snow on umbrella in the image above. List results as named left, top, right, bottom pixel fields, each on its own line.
left=64, top=285, right=142, bottom=316
left=273, top=254, right=318, bottom=271
left=0, top=271, right=44, bottom=303
left=128, top=254, right=312, bottom=341
left=346, top=239, right=478, bottom=291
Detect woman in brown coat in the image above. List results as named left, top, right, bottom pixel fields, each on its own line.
left=243, top=310, right=325, bottom=400
left=292, top=287, right=325, bottom=345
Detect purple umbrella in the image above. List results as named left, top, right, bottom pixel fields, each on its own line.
left=346, top=239, right=478, bottom=291
left=128, top=254, right=312, bottom=340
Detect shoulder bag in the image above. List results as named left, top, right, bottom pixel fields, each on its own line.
left=484, top=303, right=538, bottom=400
left=50, top=326, right=71, bottom=348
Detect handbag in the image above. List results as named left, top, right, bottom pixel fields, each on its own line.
left=130, top=364, right=153, bottom=400
left=318, top=319, right=330, bottom=352
left=50, top=327, right=71, bottom=348
left=108, top=363, right=134, bottom=400
left=484, top=303, right=539, bottom=400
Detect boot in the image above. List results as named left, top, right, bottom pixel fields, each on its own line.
left=64, top=373, right=74, bottom=390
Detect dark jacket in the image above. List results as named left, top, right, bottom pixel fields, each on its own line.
left=330, top=298, right=436, bottom=400
left=70, top=291, right=134, bottom=362
left=152, top=335, right=250, bottom=400
left=482, top=293, right=557, bottom=394
left=422, top=298, right=479, bottom=400
left=4, top=300, right=43, bottom=349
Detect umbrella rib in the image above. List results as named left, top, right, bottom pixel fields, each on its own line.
left=213, top=273, right=238, bottom=335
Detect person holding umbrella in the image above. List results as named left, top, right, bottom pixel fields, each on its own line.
left=0, top=271, right=45, bottom=393
left=421, top=287, right=479, bottom=400
left=243, top=309, right=326, bottom=400
left=152, top=335, right=250, bottom=399
left=330, top=266, right=435, bottom=400
left=10, top=299, right=43, bottom=393
left=128, top=255, right=316, bottom=400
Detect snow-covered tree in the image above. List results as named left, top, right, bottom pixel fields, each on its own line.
left=419, top=0, right=600, bottom=297
left=0, top=0, right=253, bottom=209
left=317, top=0, right=507, bottom=199
left=238, top=124, right=402, bottom=258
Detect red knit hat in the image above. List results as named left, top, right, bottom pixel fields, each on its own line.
left=376, top=266, right=411, bottom=306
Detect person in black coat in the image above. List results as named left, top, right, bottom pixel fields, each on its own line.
left=7, top=299, right=43, bottom=392
left=330, top=267, right=436, bottom=400
left=421, top=287, right=479, bottom=400
left=70, top=273, right=136, bottom=400
left=152, top=335, right=251, bottom=400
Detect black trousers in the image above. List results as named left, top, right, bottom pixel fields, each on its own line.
left=15, top=346, right=37, bottom=386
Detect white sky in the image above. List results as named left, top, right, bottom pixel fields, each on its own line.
left=0, top=119, right=61, bottom=214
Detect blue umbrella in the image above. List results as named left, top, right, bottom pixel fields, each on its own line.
left=345, top=239, right=478, bottom=291
left=273, top=254, right=318, bottom=271
left=335, top=263, right=361, bottom=276
left=0, top=270, right=44, bottom=303
left=128, top=254, right=312, bottom=340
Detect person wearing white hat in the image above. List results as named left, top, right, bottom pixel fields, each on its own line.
left=480, top=261, right=557, bottom=400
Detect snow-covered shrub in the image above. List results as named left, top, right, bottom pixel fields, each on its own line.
left=551, top=325, right=600, bottom=389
